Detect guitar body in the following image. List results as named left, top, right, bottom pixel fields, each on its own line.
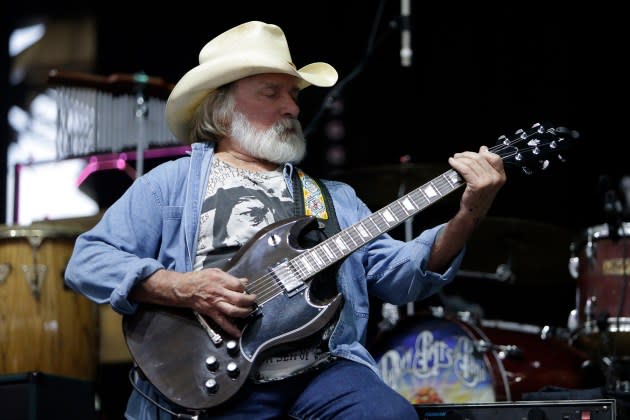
left=124, top=216, right=343, bottom=410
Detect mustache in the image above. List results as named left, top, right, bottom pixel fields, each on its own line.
left=273, top=118, right=303, bottom=137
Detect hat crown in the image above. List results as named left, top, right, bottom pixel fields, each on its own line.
left=199, top=21, right=293, bottom=66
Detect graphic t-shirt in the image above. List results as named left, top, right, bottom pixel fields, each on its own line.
left=194, top=157, right=333, bottom=381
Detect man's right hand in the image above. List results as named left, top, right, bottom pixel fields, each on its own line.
left=131, top=268, right=257, bottom=337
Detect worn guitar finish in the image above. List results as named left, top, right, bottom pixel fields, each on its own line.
left=123, top=123, right=579, bottom=411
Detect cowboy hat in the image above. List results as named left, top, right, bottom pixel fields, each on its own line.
left=165, top=20, right=338, bottom=143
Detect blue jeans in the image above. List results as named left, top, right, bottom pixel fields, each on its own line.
left=202, top=359, right=419, bottom=419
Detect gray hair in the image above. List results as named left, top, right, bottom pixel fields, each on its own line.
left=188, top=83, right=235, bottom=144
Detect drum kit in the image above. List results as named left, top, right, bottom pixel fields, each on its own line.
left=370, top=218, right=630, bottom=405
left=335, top=164, right=630, bottom=406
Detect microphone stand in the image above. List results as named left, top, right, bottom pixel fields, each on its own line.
left=304, top=0, right=401, bottom=138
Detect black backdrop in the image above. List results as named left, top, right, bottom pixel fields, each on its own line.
left=4, top=1, right=626, bottom=320
left=2, top=2, right=628, bottom=416
left=4, top=1, right=626, bottom=317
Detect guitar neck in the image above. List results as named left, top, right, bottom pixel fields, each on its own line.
left=292, top=168, right=464, bottom=280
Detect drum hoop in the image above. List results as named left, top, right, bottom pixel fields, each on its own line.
left=0, top=226, right=84, bottom=239
left=453, top=317, right=513, bottom=401
left=480, top=319, right=542, bottom=335
left=586, top=223, right=630, bottom=240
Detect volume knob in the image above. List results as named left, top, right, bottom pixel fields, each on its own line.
left=205, top=378, right=218, bottom=394
left=226, top=340, right=239, bottom=356
left=205, top=355, right=219, bottom=371
left=226, top=361, right=240, bottom=378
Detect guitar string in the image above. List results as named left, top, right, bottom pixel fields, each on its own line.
left=245, top=140, right=547, bottom=302
left=247, top=139, right=550, bottom=303
left=244, top=129, right=557, bottom=302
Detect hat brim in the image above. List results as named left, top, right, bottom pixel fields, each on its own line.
left=166, top=53, right=338, bottom=143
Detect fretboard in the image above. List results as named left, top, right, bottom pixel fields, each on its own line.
left=291, top=168, right=465, bottom=280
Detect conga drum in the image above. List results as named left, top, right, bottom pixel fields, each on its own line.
left=98, top=304, right=131, bottom=364
left=0, top=224, right=98, bottom=380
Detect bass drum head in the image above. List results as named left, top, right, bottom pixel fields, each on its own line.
left=370, top=313, right=509, bottom=404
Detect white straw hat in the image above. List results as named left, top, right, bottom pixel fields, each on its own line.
left=166, top=20, right=338, bottom=143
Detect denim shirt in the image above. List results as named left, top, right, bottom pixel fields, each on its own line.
left=65, top=141, right=464, bottom=419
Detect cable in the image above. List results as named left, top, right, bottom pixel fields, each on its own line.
left=127, top=365, right=201, bottom=420
left=304, top=0, right=392, bottom=138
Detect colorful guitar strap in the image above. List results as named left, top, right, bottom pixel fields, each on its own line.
left=293, top=168, right=341, bottom=238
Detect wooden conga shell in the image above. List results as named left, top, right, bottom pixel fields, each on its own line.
left=98, top=304, right=131, bottom=364
left=0, top=225, right=98, bottom=380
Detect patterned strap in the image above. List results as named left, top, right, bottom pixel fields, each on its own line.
left=297, top=169, right=329, bottom=220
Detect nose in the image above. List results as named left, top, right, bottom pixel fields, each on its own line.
left=282, top=94, right=300, bottom=118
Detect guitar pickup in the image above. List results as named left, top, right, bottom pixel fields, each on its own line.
left=269, top=259, right=305, bottom=297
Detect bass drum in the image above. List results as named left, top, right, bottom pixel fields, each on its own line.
left=370, top=313, right=589, bottom=404
left=0, top=224, right=98, bottom=380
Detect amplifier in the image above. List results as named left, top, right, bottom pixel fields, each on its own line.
left=0, top=372, right=96, bottom=420
left=414, top=399, right=616, bottom=420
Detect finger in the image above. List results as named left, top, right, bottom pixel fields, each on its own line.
left=211, top=311, right=242, bottom=337
left=449, top=154, right=485, bottom=179
left=223, top=288, right=257, bottom=308
left=455, top=150, right=500, bottom=177
left=210, top=270, right=248, bottom=292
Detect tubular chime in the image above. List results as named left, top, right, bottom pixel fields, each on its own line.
left=47, top=69, right=178, bottom=159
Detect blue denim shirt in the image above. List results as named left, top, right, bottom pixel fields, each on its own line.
left=65, top=141, right=464, bottom=419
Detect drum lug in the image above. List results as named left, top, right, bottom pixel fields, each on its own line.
left=474, top=338, right=492, bottom=353
left=430, top=306, right=445, bottom=318
left=567, top=309, right=579, bottom=333
left=21, top=264, right=47, bottom=299
left=379, top=303, right=400, bottom=332
left=568, top=255, right=579, bottom=279
left=0, top=263, right=10, bottom=284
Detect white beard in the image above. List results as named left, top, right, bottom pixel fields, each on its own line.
left=229, top=111, right=307, bottom=164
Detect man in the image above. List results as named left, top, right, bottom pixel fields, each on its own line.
left=65, top=21, right=506, bottom=419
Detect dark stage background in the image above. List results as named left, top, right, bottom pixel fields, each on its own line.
left=2, top=2, right=627, bottom=417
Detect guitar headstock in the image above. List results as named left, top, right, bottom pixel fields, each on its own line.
left=493, top=123, right=579, bottom=175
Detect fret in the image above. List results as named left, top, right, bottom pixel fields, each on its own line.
left=301, top=257, right=314, bottom=274
left=356, top=223, right=370, bottom=239
left=427, top=181, right=442, bottom=198
left=320, top=243, right=334, bottom=260
left=346, top=226, right=362, bottom=247
left=333, top=236, right=348, bottom=252
left=311, top=250, right=325, bottom=267
left=382, top=208, right=397, bottom=224
left=365, top=216, right=381, bottom=235
left=408, top=190, right=427, bottom=211
left=441, top=172, right=455, bottom=189
left=416, top=185, right=431, bottom=205
left=389, top=200, right=407, bottom=219
left=401, top=196, right=416, bottom=213
left=307, top=252, right=323, bottom=271
left=344, top=230, right=357, bottom=249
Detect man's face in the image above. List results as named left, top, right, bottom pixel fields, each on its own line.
left=232, top=73, right=301, bottom=130
left=228, top=73, right=307, bottom=164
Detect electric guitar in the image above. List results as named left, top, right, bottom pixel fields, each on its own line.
left=123, top=123, right=579, bottom=410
